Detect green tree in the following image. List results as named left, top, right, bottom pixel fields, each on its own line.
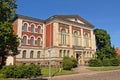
left=0, top=0, right=19, bottom=67
left=94, top=28, right=111, bottom=50
left=0, top=0, right=17, bottom=22
left=94, top=28, right=117, bottom=60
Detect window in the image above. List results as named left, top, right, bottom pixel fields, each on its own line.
left=37, top=38, right=41, bottom=46
left=37, top=51, right=40, bottom=58
left=23, top=23, right=27, bottom=32
left=30, top=51, right=34, bottom=58
left=23, top=36, right=27, bottom=45
left=59, top=50, right=62, bottom=57
left=84, top=32, right=89, bottom=47
left=30, top=37, right=34, bottom=46
left=22, top=50, right=26, bottom=58
left=31, top=25, right=34, bottom=33
left=38, top=26, right=41, bottom=33
left=74, top=31, right=78, bottom=45
left=61, top=29, right=66, bottom=45
left=67, top=50, right=70, bottom=57
left=63, top=50, right=66, bottom=57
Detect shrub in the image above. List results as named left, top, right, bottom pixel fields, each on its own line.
left=0, top=64, right=41, bottom=78
left=111, top=58, right=119, bottom=66
left=71, top=58, right=78, bottom=68
left=88, top=59, right=102, bottom=67
left=102, top=59, right=111, bottom=66
left=0, top=65, right=16, bottom=78
left=62, top=57, right=73, bottom=70
left=117, top=55, right=120, bottom=65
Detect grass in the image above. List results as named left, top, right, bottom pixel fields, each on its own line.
left=0, top=78, right=22, bottom=80
left=87, top=66, right=120, bottom=71
left=41, top=67, right=74, bottom=77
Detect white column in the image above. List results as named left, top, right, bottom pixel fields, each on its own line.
left=69, top=25, right=72, bottom=48
left=17, top=19, right=22, bottom=38
left=91, top=30, right=96, bottom=51
left=17, top=19, right=22, bottom=47
left=43, top=24, right=46, bottom=48
left=53, top=23, right=59, bottom=46
left=81, top=28, right=84, bottom=47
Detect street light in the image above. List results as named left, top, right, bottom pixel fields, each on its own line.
left=48, top=49, right=52, bottom=80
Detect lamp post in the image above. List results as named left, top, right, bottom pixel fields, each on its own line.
left=48, top=49, right=52, bottom=80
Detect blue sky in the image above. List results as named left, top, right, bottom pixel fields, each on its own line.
left=17, top=0, right=120, bottom=48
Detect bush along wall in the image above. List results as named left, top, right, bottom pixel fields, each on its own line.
left=0, top=64, right=41, bottom=78
left=62, top=57, right=78, bottom=70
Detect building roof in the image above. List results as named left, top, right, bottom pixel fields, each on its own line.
left=15, top=14, right=94, bottom=28
left=116, top=48, right=120, bottom=55
left=46, top=15, right=94, bottom=28
left=15, top=14, right=45, bottom=23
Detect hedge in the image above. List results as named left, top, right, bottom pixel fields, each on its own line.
left=0, top=64, right=41, bottom=78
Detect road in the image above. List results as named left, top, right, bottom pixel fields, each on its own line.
left=31, top=66, right=120, bottom=80
left=50, top=70, right=120, bottom=80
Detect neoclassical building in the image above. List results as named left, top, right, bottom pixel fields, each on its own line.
left=12, top=14, right=96, bottom=66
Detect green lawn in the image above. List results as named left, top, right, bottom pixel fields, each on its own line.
left=87, top=66, right=120, bottom=71
left=41, top=67, right=74, bottom=77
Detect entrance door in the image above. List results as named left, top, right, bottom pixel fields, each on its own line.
left=76, top=52, right=82, bottom=64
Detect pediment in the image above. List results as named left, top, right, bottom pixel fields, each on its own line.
left=66, top=18, right=85, bottom=24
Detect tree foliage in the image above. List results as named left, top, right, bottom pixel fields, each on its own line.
left=0, top=0, right=19, bottom=66
left=0, top=0, right=17, bottom=22
left=89, top=28, right=118, bottom=67
left=94, top=28, right=117, bottom=60
left=94, top=28, right=111, bottom=50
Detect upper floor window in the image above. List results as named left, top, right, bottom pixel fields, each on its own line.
left=30, top=51, right=34, bottom=58
left=22, top=50, right=26, bottom=58
left=23, top=36, right=27, bottom=45
left=61, top=29, right=66, bottom=45
left=37, top=38, right=41, bottom=46
left=38, top=26, right=41, bottom=33
left=23, top=23, right=27, bottom=32
left=74, top=31, right=78, bottom=45
left=37, top=51, right=41, bottom=58
left=84, top=32, right=89, bottom=38
left=84, top=32, right=89, bottom=47
left=31, top=25, right=34, bottom=33
left=30, top=37, right=34, bottom=46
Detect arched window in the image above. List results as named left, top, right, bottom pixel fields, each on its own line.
left=31, top=25, right=34, bottom=33
left=74, top=31, right=78, bottom=45
left=23, top=23, right=27, bottom=32
left=84, top=32, right=89, bottom=47
left=61, top=29, right=66, bottom=45
left=37, top=51, right=41, bottom=58
left=30, top=37, right=34, bottom=46
left=67, top=50, right=70, bottom=57
left=38, top=26, right=41, bottom=33
left=63, top=50, right=66, bottom=57
left=23, top=36, right=27, bottom=45
left=59, top=50, right=62, bottom=57
left=22, top=50, right=26, bottom=58
left=30, top=51, right=34, bottom=58
left=37, top=38, right=41, bottom=46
